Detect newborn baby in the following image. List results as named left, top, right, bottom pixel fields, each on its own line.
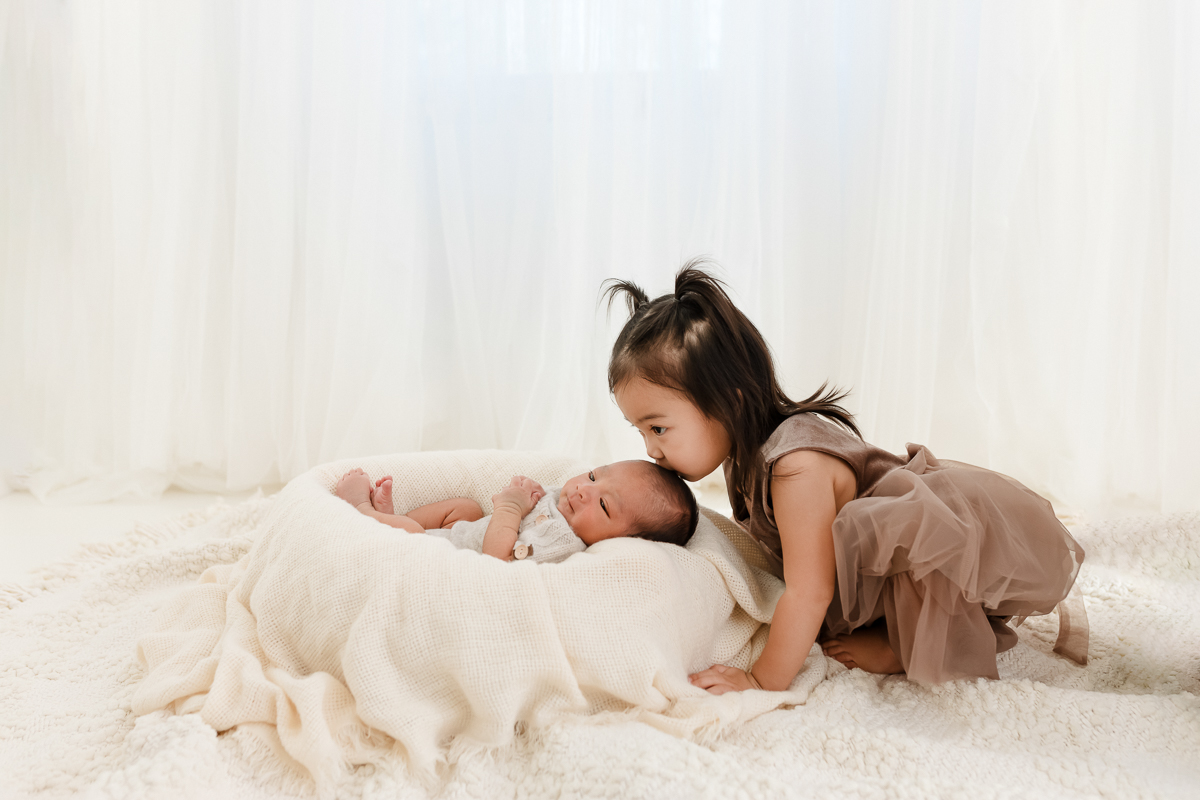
left=334, top=460, right=699, bottom=563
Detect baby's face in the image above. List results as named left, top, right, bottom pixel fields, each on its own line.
left=557, top=460, right=656, bottom=546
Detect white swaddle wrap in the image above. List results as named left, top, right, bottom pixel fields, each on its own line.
left=131, top=450, right=825, bottom=790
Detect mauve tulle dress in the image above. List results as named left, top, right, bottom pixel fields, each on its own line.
left=726, top=414, right=1088, bottom=684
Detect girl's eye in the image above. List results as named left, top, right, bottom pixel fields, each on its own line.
left=588, top=471, right=595, bottom=481
left=651, top=426, right=666, bottom=436
left=600, top=498, right=609, bottom=516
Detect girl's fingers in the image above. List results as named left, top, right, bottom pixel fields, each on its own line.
left=688, top=668, right=729, bottom=687
left=691, top=675, right=734, bottom=695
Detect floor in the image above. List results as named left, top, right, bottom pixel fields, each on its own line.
left=0, top=487, right=265, bottom=583
left=0, top=481, right=734, bottom=584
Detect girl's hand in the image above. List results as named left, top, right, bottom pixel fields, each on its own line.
left=688, top=664, right=757, bottom=695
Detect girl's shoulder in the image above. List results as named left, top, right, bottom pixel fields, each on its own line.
left=761, top=413, right=862, bottom=464
left=762, top=414, right=906, bottom=497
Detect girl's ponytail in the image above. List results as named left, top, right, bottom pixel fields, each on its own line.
left=605, top=258, right=860, bottom=505
left=601, top=279, right=650, bottom=319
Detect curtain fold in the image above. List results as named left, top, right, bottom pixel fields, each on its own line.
left=1, top=0, right=1196, bottom=511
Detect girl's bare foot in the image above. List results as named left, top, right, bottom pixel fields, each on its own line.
left=372, top=477, right=394, bottom=514
left=821, top=624, right=904, bottom=675
left=335, top=468, right=373, bottom=509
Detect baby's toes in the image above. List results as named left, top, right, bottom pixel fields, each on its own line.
left=372, top=478, right=394, bottom=514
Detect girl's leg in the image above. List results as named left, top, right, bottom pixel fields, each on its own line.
left=821, top=619, right=904, bottom=675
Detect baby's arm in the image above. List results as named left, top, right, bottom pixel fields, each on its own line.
left=481, top=476, right=544, bottom=561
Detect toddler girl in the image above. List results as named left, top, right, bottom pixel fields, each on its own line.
left=335, top=460, right=698, bottom=564
left=604, top=263, right=1087, bottom=688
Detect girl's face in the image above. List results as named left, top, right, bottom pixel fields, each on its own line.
left=614, top=378, right=732, bottom=483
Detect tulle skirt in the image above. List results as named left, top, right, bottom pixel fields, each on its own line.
left=823, top=444, right=1086, bottom=684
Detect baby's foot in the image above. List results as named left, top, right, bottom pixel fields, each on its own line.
left=821, top=625, right=904, bottom=675
left=335, top=468, right=373, bottom=509
left=372, top=477, right=394, bottom=514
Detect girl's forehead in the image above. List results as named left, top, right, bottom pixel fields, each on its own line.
left=618, top=380, right=690, bottom=415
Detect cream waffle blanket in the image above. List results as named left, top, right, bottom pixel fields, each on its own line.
left=128, top=451, right=823, bottom=789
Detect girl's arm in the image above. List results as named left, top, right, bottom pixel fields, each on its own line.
left=690, top=449, right=855, bottom=693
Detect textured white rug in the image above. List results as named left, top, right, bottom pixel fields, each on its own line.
left=2, top=484, right=1197, bottom=798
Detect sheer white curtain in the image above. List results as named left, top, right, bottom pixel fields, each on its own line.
left=1, top=0, right=1196, bottom=512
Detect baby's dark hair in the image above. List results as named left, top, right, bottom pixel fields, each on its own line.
left=626, top=461, right=700, bottom=547
left=602, top=259, right=860, bottom=509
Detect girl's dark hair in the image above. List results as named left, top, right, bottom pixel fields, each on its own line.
left=602, top=259, right=860, bottom=507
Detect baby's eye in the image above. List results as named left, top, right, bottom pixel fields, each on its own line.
left=600, top=498, right=609, bottom=517
left=588, top=471, right=595, bottom=481
left=650, top=426, right=666, bottom=436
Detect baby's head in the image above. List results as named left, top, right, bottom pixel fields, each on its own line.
left=557, top=460, right=699, bottom=548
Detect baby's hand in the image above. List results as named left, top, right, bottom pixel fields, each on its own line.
left=491, top=475, right=545, bottom=518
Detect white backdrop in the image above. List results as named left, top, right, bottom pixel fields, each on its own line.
left=1, top=0, right=1197, bottom=512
